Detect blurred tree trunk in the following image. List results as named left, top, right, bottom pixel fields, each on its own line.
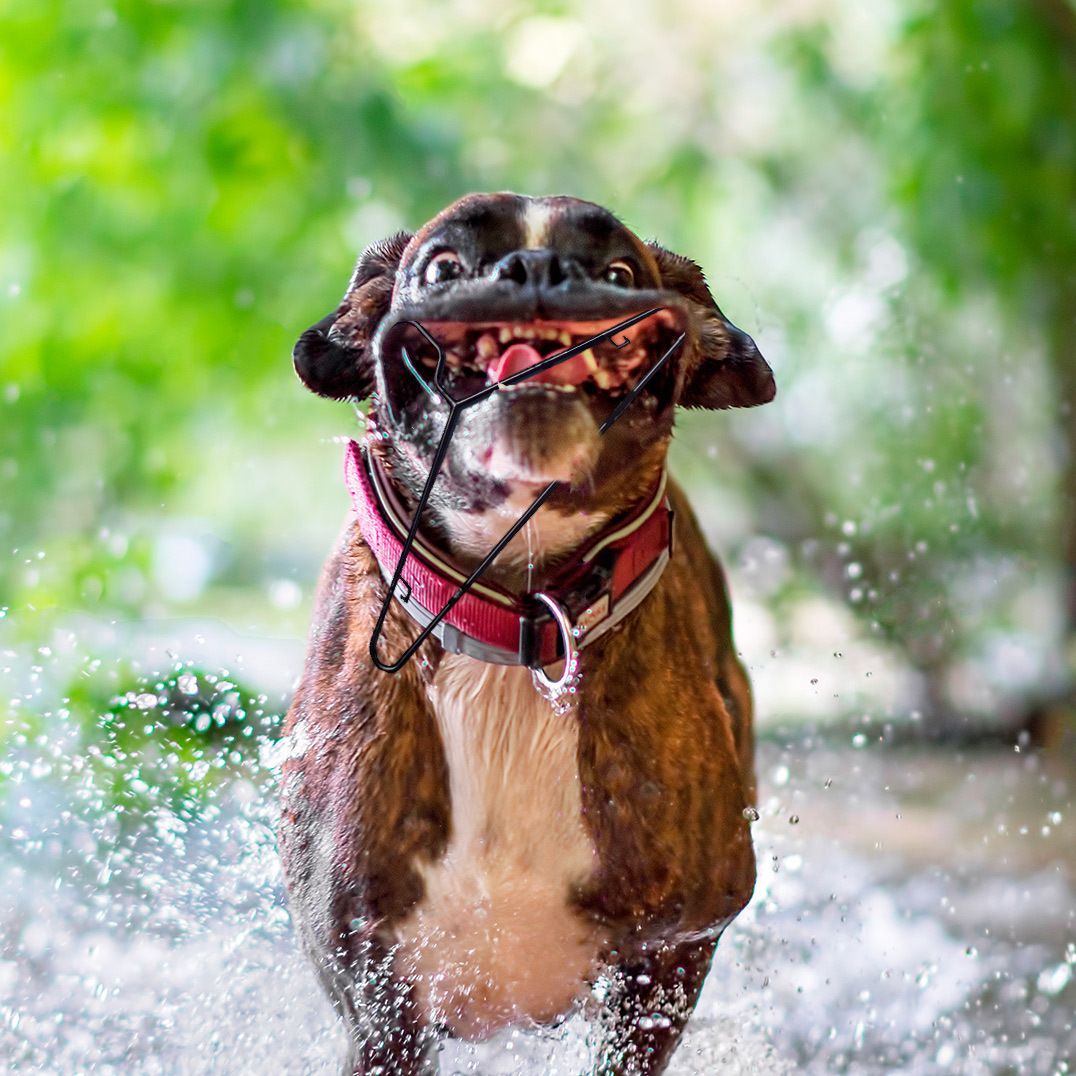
left=1038, top=284, right=1076, bottom=742
left=1035, top=0, right=1076, bottom=741
left=1054, top=292, right=1076, bottom=638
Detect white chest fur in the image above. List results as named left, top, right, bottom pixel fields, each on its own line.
left=393, top=655, right=604, bottom=1040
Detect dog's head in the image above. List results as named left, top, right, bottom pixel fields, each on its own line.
left=295, top=193, right=773, bottom=574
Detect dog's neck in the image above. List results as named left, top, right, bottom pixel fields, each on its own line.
left=369, top=437, right=669, bottom=594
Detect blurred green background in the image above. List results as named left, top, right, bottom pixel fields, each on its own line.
left=3, top=0, right=1075, bottom=744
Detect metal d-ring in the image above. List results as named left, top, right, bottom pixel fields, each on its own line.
left=531, top=592, right=580, bottom=696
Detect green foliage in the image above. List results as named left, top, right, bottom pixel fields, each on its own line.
left=0, top=0, right=472, bottom=602
left=895, top=0, right=1076, bottom=301
left=1, top=658, right=279, bottom=824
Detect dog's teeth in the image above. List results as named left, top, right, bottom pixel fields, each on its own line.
left=593, top=367, right=613, bottom=390
left=581, top=349, right=599, bottom=374
left=499, top=328, right=513, bottom=343
left=559, top=331, right=572, bottom=346
left=476, top=334, right=499, bottom=360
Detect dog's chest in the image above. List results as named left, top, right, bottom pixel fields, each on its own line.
left=393, top=655, right=604, bottom=1040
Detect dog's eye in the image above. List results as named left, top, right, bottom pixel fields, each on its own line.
left=602, top=260, right=635, bottom=288
left=424, top=252, right=464, bottom=285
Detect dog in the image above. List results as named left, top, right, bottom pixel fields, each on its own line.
left=279, top=193, right=775, bottom=1075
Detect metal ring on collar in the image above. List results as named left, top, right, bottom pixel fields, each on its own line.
left=531, top=592, right=580, bottom=695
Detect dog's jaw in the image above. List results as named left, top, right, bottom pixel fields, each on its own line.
left=455, top=385, right=601, bottom=488
left=371, top=308, right=680, bottom=514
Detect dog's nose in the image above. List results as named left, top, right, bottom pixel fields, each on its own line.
left=491, top=250, right=575, bottom=288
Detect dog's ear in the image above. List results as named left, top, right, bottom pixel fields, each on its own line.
left=648, top=243, right=775, bottom=409
left=293, top=231, right=414, bottom=399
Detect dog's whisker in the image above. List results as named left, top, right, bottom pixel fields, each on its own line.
left=524, top=515, right=536, bottom=594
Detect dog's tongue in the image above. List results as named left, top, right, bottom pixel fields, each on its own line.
left=488, top=342, right=590, bottom=387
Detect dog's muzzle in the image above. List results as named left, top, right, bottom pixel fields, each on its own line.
left=360, top=311, right=686, bottom=676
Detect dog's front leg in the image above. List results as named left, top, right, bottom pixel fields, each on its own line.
left=593, top=938, right=718, bottom=1076
left=319, top=933, right=437, bottom=1076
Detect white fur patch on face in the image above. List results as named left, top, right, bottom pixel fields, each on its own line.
left=451, top=390, right=603, bottom=537
left=393, top=658, right=604, bottom=1039
left=521, top=200, right=556, bottom=250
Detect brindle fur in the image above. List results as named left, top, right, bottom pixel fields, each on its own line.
left=280, top=194, right=772, bottom=1075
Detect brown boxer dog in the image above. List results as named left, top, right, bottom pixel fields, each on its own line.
left=280, top=193, right=774, bottom=1075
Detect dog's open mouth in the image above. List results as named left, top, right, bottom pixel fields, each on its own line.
left=410, top=310, right=679, bottom=400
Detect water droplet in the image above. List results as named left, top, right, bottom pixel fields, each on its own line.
left=1037, top=962, right=1073, bottom=996
left=268, top=579, right=303, bottom=610
left=742, top=806, right=760, bottom=822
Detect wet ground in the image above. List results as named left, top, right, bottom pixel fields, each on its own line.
left=1, top=726, right=1073, bottom=1076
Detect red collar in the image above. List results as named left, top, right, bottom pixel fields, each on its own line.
left=344, top=439, right=673, bottom=668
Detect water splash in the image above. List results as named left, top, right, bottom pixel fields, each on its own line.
left=1, top=652, right=1073, bottom=1074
